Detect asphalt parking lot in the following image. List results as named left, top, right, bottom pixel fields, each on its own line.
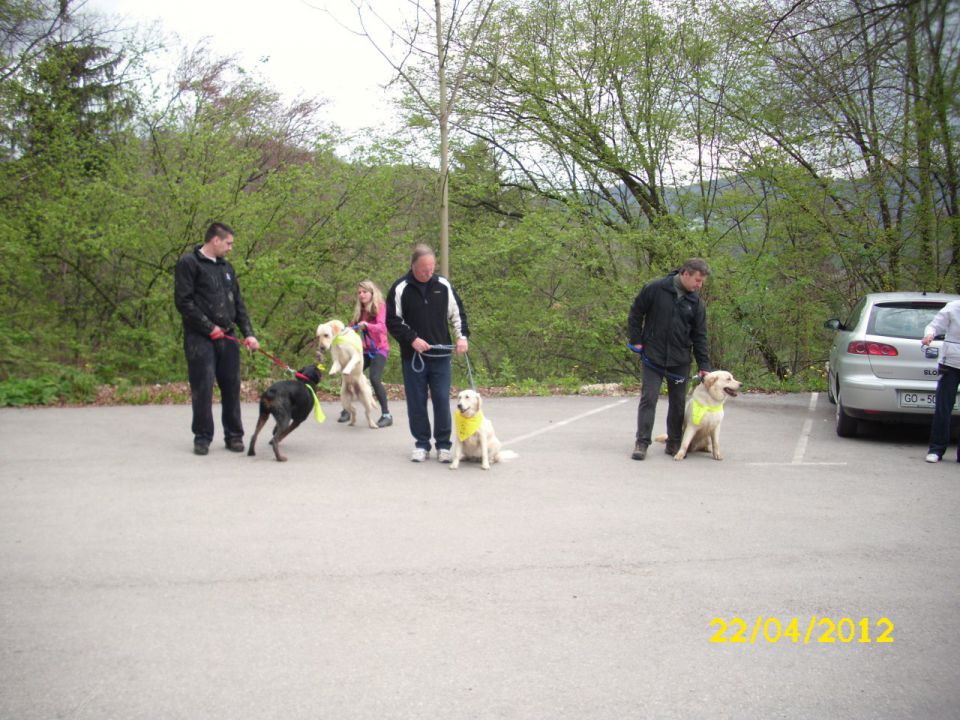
left=1, top=392, right=958, bottom=719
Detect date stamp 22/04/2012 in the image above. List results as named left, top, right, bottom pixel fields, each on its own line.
left=709, top=616, right=894, bottom=644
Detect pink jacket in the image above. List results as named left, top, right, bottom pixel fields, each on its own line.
left=360, top=303, right=390, bottom=357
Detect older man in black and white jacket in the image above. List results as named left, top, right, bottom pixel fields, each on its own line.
left=386, top=244, right=470, bottom=463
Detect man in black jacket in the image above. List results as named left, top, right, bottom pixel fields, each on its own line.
left=174, top=222, right=260, bottom=455
left=386, top=244, right=469, bottom=463
left=627, top=258, right=712, bottom=460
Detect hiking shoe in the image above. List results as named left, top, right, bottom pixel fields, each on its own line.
left=631, top=442, right=648, bottom=461
left=438, top=448, right=453, bottom=463
left=665, top=441, right=680, bottom=456
left=411, top=447, right=428, bottom=462
left=194, top=442, right=209, bottom=456
left=377, top=413, right=393, bottom=428
left=225, top=438, right=244, bottom=452
left=925, top=453, right=940, bottom=463
left=338, top=410, right=351, bottom=423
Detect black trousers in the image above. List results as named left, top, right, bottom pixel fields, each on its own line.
left=928, top=363, right=960, bottom=459
left=184, top=330, right=243, bottom=445
left=636, top=363, right=689, bottom=446
left=363, top=353, right=390, bottom=414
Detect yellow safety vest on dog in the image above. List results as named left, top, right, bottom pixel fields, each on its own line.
left=332, top=331, right=363, bottom=354
left=691, top=398, right=722, bottom=426
left=454, top=409, right=484, bottom=441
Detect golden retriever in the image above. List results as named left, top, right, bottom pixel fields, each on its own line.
left=656, top=370, right=741, bottom=461
left=449, top=389, right=503, bottom=470
left=315, top=319, right=378, bottom=429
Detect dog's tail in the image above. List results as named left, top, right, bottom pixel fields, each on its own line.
left=498, top=449, right=519, bottom=462
left=653, top=434, right=667, bottom=444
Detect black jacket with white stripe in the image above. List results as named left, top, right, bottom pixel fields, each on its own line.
left=385, top=270, right=469, bottom=361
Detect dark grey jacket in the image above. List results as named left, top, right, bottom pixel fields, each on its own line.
left=174, top=246, right=254, bottom=337
left=628, top=272, right=710, bottom=371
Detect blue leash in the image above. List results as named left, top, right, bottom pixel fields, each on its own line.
left=412, top=344, right=477, bottom=390
left=626, top=343, right=690, bottom=385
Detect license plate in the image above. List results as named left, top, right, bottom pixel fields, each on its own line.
left=898, top=390, right=960, bottom=409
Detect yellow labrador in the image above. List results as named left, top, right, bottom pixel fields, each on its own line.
left=658, top=370, right=741, bottom=461
left=315, top=319, right=378, bottom=429
left=450, top=389, right=502, bottom=470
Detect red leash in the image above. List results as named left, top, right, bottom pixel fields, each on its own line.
left=221, top=334, right=311, bottom=381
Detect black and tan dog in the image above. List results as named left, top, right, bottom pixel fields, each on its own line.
left=247, top=365, right=322, bottom=462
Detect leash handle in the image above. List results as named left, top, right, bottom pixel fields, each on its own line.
left=411, top=343, right=477, bottom=391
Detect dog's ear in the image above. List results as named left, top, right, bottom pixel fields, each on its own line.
left=475, top=393, right=483, bottom=411
left=330, top=319, right=344, bottom=335
left=703, top=372, right=717, bottom=389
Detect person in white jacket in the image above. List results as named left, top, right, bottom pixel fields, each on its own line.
left=921, top=299, right=960, bottom=462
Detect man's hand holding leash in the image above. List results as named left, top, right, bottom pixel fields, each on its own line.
left=210, top=325, right=258, bottom=351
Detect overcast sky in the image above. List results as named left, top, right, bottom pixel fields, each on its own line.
left=84, top=0, right=399, bottom=136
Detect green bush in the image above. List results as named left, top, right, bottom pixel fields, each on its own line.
left=0, top=368, right=100, bottom=407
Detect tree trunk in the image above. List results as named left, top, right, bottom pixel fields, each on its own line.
left=436, top=0, right=450, bottom=278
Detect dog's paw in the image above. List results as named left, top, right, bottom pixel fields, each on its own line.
left=673, top=452, right=687, bottom=461
left=712, top=453, right=724, bottom=461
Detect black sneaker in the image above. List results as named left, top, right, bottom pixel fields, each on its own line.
left=337, top=410, right=351, bottom=423
left=665, top=441, right=680, bottom=456
left=631, top=442, right=648, bottom=461
left=377, top=413, right=393, bottom=428
left=194, top=442, right=210, bottom=456
left=225, top=438, right=244, bottom=452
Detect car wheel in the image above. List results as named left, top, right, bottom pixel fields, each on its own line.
left=835, top=390, right=858, bottom=438
left=826, top=373, right=837, bottom=405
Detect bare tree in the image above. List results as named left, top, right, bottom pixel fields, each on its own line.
left=340, top=0, right=495, bottom=277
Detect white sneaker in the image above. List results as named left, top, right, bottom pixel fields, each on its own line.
left=437, top=448, right=453, bottom=463
left=411, top=447, right=428, bottom=463
left=925, top=453, right=940, bottom=463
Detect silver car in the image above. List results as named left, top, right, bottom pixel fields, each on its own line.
left=824, top=291, right=960, bottom=437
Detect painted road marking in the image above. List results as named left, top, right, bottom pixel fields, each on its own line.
left=501, top=399, right=630, bottom=448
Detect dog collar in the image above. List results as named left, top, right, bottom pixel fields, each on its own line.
left=454, top=409, right=484, bottom=441
left=332, top=331, right=363, bottom=353
left=691, top=398, right=722, bottom=426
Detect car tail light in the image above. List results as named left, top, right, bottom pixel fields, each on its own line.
left=846, top=341, right=899, bottom=356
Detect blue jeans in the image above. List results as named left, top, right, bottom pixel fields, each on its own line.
left=928, top=364, right=960, bottom=459
left=401, top=354, right=452, bottom=451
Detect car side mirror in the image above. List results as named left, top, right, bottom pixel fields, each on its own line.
left=823, top=319, right=843, bottom=331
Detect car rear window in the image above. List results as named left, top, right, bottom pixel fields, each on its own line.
left=867, top=302, right=946, bottom=339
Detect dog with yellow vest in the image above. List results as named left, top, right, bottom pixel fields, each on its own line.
left=656, top=369, right=741, bottom=461
left=450, top=388, right=511, bottom=470
left=315, top=319, right=379, bottom=429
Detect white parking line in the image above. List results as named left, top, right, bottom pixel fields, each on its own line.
left=501, top=398, right=630, bottom=447
left=748, top=391, right=848, bottom=467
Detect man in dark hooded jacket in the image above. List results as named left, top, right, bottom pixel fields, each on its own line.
left=627, top=258, right=712, bottom=460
